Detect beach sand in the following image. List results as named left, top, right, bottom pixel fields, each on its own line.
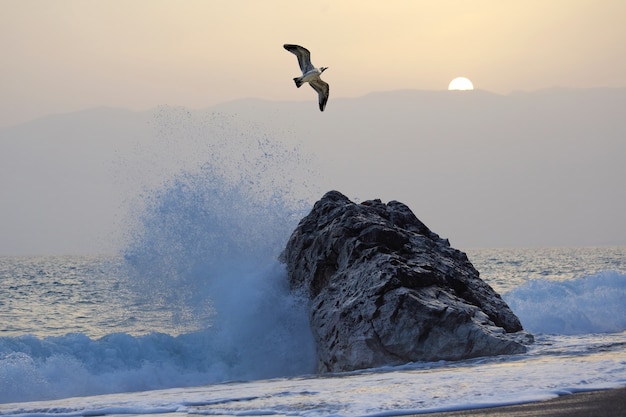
left=423, top=387, right=626, bottom=416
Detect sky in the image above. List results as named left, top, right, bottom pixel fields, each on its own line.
left=1, top=1, right=626, bottom=254
left=2, top=0, right=626, bottom=127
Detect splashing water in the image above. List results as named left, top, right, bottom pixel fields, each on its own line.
left=0, top=108, right=323, bottom=403
left=119, top=108, right=320, bottom=381
left=121, top=107, right=317, bottom=321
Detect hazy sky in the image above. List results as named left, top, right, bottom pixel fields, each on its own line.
left=2, top=0, right=625, bottom=127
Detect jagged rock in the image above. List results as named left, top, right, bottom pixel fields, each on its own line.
left=281, top=191, right=533, bottom=373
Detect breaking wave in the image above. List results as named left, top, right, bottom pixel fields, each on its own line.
left=504, top=271, right=626, bottom=335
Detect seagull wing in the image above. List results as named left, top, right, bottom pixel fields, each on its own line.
left=309, top=78, right=329, bottom=112
left=283, top=44, right=315, bottom=74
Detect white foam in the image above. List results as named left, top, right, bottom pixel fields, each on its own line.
left=504, top=271, right=626, bottom=334
left=0, top=260, right=316, bottom=404
left=1, top=334, right=624, bottom=416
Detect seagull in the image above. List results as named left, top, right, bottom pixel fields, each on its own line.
left=283, top=44, right=329, bottom=111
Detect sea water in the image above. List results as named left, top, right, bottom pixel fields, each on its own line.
left=1, top=110, right=625, bottom=415
left=1, top=249, right=625, bottom=416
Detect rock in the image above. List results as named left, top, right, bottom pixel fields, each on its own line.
left=280, top=190, right=533, bottom=373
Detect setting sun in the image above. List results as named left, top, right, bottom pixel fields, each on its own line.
left=448, top=77, right=474, bottom=91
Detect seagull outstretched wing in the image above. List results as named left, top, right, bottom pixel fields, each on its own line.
left=309, top=79, right=329, bottom=112
left=283, top=44, right=315, bottom=74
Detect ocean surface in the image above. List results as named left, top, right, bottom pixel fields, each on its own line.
left=1, top=245, right=625, bottom=416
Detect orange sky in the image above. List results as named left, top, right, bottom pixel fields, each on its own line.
left=1, top=0, right=625, bottom=126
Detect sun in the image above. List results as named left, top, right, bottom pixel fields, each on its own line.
left=448, top=77, right=474, bottom=91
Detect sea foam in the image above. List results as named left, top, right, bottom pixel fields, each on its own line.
left=504, top=271, right=626, bottom=335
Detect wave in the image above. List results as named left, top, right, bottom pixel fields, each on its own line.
left=119, top=107, right=320, bottom=327
left=6, top=269, right=624, bottom=404
left=0, top=261, right=316, bottom=404
left=0, top=109, right=320, bottom=404
left=504, top=271, right=626, bottom=335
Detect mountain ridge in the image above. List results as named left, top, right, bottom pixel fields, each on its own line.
left=1, top=87, right=625, bottom=254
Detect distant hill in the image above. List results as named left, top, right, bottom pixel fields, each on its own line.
left=1, top=88, right=625, bottom=254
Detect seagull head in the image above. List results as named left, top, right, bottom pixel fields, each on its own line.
left=320, top=67, right=328, bottom=73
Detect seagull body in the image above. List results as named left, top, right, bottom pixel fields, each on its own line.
left=283, top=44, right=329, bottom=111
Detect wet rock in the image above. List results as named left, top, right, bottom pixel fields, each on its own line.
left=281, top=191, right=533, bottom=372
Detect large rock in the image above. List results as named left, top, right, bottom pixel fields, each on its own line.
left=281, top=191, right=533, bottom=373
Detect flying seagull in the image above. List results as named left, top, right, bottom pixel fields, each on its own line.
left=283, top=44, right=329, bottom=111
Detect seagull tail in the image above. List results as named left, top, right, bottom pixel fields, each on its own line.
left=293, top=77, right=304, bottom=88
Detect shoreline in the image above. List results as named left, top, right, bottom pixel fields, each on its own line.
left=418, top=387, right=626, bottom=417
left=1, top=387, right=625, bottom=416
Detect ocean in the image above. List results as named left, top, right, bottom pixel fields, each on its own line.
left=1, top=244, right=625, bottom=416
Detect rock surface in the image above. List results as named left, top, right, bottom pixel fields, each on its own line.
left=281, top=191, right=533, bottom=373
